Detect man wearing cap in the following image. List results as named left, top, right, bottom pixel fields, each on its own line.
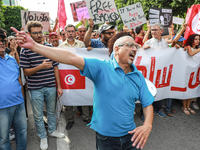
left=0, top=28, right=27, bottom=149
left=49, top=32, right=60, bottom=47
left=19, top=21, right=64, bottom=150
left=84, top=19, right=115, bottom=48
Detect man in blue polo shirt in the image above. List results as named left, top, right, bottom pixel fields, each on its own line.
left=0, top=28, right=27, bottom=150
left=13, top=27, right=154, bottom=150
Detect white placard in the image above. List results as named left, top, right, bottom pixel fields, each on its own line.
left=118, top=3, right=146, bottom=29
left=85, top=0, right=120, bottom=25
left=173, top=16, right=184, bottom=25
left=21, top=10, right=49, bottom=32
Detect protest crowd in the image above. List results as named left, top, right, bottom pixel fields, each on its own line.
left=0, top=1, right=200, bottom=150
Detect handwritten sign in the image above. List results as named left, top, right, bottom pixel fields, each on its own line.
left=21, top=10, right=49, bottom=32
left=149, top=7, right=172, bottom=27
left=85, top=0, right=120, bottom=25
left=173, top=16, right=184, bottom=25
left=70, top=1, right=86, bottom=22
left=118, top=3, right=146, bottom=29
left=76, top=7, right=90, bottom=21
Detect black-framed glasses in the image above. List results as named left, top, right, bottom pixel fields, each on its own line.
left=104, top=32, right=114, bottom=35
left=0, top=39, right=7, bottom=44
left=117, top=42, right=139, bottom=49
left=31, top=31, right=43, bottom=36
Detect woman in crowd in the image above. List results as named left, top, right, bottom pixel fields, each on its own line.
left=182, top=34, right=200, bottom=114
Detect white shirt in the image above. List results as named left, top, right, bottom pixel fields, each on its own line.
left=143, top=38, right=168, bottom=48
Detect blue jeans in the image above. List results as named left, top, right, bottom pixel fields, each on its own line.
left=96, top=132, right=140, bottom=150
left=29, top=87, right=57, bottom=139
left=165, top=99, right=172, bottom=112
left=0, top=103, right=27, bottom=150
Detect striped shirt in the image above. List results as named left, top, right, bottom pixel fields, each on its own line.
left=19, top=43, right=58, bottom=90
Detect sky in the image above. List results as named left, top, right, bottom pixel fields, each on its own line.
left=20, top=0, right=80, bottom=25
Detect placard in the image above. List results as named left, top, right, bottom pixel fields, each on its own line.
left=70, top=1, right=86, bottom=22
left=118, top=3, right=146, bottom=29
left=85, top=0, right=120, bottom=25
left=76, top=7, right=90, bottom=21
left=173, top=16, right=184, bottom=25
left=21, top=10, right=49, bottom=32
left=149, top=7, right=172, bottom=27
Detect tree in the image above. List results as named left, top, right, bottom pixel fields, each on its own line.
left=0, top=0, right=5, bottom=28
left=2, top=5, right=27, bottom=35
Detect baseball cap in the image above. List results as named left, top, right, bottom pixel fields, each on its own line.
left=0, top=28, right=6, bottom=39
left=49, top=32, right=58, bottom=37
left=98, top=24, right=114, bottom=35
left=173, top=35, right=186, bottom=42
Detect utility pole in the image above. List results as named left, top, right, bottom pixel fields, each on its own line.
left=9, top=0, right=12, bottom=6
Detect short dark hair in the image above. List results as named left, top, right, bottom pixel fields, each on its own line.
left=65, top=24, right=76, bottom=32
left=27, top=21, right=43, bottom=33
left=135, top=25, right=143, bottom=35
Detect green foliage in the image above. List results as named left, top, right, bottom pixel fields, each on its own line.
left=2, top=5, right=27, bottom=35
left=0, top=0, right=5, bottom=28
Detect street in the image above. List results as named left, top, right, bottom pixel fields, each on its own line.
left=11, top=95, right=200, bottom=150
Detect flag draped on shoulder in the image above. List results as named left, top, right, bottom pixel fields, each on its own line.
left=184, top=4, right=200, bottom=44
left=57, top=0, right=67, bottom=30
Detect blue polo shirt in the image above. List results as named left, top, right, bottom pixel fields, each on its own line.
left=90, top=38, right=105, bottom=48
left=80, top=58, right=154, bottom=137
left=0, top=54, right=24, bottom=109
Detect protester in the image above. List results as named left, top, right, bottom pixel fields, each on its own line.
left=19, top=21, right=64, bottom=150
left=135, top=25, right=145, bottom=46
left=77, top=25, right=87, bottom=42
left=143, top=22, right=168, bottom=117
left=12, top=26, right=154, bottom=150
left=59, top=24, right=91, bottom=130
left=7, top=36, right=20, bottom=64
left=0, top=28, right=27, bottom=150
left=60, top=30, right=66, bottom=42
left=84, top=18, right=115, bottom=48
left=181, top=34, right=200, bottom=114
left=49, top=32, right=59, bottom=47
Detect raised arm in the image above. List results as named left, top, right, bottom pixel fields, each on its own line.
left=83, top=18, right=94, bottom=47
left=11, top=27, right=85, bottom=71
left=143, top=21, right=151, bottom=44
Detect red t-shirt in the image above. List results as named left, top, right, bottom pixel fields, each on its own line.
left=135, top=37, right=144, bottom=46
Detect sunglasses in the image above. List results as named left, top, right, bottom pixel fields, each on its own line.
left=61, top=33, right=65, bottom=36
left=0, top=39, right=7, bottom=44
left=104, top=32, right=114, bottom=35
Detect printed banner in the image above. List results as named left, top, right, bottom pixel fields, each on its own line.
left=21, top=10, right=49, bottom=32
left=85, top=0, right=120, bottom=24
left=118, top=3, right=146, bottom=29
left=58, top=47, right=200, bottom=106
left=70, top=1, right=87, bottom=22
left=149, top=7, right=172, bottom=27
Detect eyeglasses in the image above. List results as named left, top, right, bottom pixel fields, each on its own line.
left=67, top=31, right=75, bottom=34
left=151, top=29, right=161, bottom=32
left=31, top=31, right=43, bottom=36
left=104, top=32, right=114, bottom=35
left=61, top=33, right=65, bottom=36
left=0, top=39, right=6, bottom=44
left=117, top=42, right=139, bottom=49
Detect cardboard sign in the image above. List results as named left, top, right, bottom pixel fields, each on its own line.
left=21, top=10, right=49, bottom=32
left=149, top=7, right=172, bottom=27
left=118, top=3, right=146, bottom=29
left=76, top=7, right=90, bottom=21
left=70, top=1, right=86, bottom=22
left=173, top=16, right=184, bottom=25
left=85, top=0, right=120, bottom=25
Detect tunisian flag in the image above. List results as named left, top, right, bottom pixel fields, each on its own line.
left=184, top=4, right=200, bottom=44
left=57, top=0, right=67, bottom=30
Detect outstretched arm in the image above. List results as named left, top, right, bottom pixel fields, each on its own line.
left=11, top=27, right=85, bottom=71
left=128, top=104, right=153, bottom=149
